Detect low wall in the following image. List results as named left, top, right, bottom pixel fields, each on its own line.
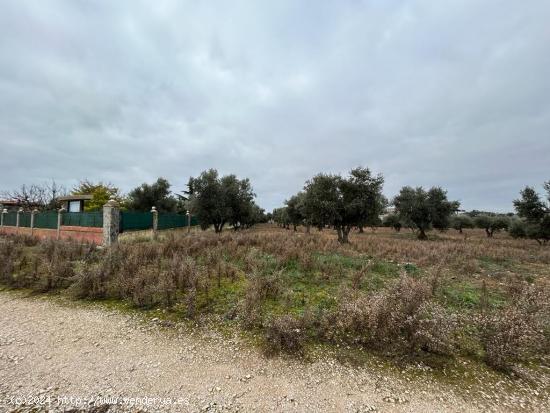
left=0, top=225, right=102, bottom=244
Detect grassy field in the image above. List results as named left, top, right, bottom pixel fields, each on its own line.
left=1, top=224, right=549, bottom=376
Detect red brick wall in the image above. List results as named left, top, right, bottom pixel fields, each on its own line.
left=0, top=225, right=103, bottom=245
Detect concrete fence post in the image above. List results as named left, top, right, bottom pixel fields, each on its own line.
left=103, top=197, right=120, bottom=246
left=16, top=207, right=23, bottom=233
left=31, top=209, right=38, bottom=236
left=151, top=206, right=158, bottom=240
left=186, top=210, right=191, bottom=234
left=1, top=208, right=7, bottom=229
left=57, top=207, right=65, bottom=240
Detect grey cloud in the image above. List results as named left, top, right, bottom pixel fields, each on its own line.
left=1, top=0, right=549, bottom=212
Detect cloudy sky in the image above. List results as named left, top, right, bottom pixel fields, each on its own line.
left=1, top=0, right=549, bottom=212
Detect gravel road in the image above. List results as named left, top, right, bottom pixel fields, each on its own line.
left=0, top=291, right=547, bottom=412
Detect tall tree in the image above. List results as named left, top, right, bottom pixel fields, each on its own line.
left=393, top=186, right=459, bottom=240
left=187, top=169, right=258, bottom=233
left=285, top=192, right=307, bottom=231
left=72, top=180, right=122, bottom=211
left=127, top=178, right=177, bottom=212
left=303, top=167, right=385, bottom=243
left=513, top=182, right=550, bottom=245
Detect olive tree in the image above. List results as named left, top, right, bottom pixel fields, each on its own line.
left=474, top=215, right=510, bottom=238
left=512, top=182, right=550, bottom=245
left=303, top=167, right=385, bottom=243
left=285, top=192, right=308, bottom=231
left=127, top=177, right=178, bottom=212
left=382, top=213, right=403, bottom=232
left=393, top=186, right=459, bottom=240
left=187, top=169, right=258, bottom=233
left=450, top=214, right=474, bottom=233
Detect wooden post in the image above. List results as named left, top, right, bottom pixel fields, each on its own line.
left=151, top=206, right=158, bottom=240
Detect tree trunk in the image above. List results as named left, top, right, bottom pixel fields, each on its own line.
left=458, top=228, right=463, bottom=234
left=337, top=226, right=351, bottom=243
left=417, top=228, right=428, bottom=240
left=293, top=224, right=297, bottom=232
left=358, top=227, right=364, bottom=233
left=306, top=224, right=311, bottom=234
left=336, top=226, right=343, bottom=243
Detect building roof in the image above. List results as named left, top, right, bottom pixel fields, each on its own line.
left=0, top=200, right=20, bottom=206
left=58, top=195, right=93, bottom=202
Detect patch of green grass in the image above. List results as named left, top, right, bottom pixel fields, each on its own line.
left=478, top=255, right=513, bottom=271
left=439, top=280, right=506, bottom=310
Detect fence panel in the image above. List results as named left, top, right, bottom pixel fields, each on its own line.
left=63, top=212, right=103, bottom=227
left=35, top=212, right=59, bottom=229
left=19, top=212, right=32, bottom=227
left=158, top=213, right=185, bottom=230
left=158, top=213, right=199, bottom=230
left=120, top=211, right=153, bottom=232
left=3, top=212, right=17, bottom=226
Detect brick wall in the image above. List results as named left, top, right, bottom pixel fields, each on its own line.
left=0, top=225, right=102, bottom=244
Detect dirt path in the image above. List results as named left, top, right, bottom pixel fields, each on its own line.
left=0, top=292, right=546, bottom=412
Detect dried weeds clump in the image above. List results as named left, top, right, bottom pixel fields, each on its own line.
left=1, top=225, right=549, bottom=372
left=478, top=283, right=549, bottom=371
left=264, top=314, right=307, bottom=355
left=325, top=276, right=457, bottom=356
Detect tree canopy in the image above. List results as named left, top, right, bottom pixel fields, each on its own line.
left=303, top=167, right=385, bottom=243
left=127, top=177, right=178, bottom=212
left=187, top=169, right=260, bottom=233
left=474, top=215, right=510, bottom=237
left=450, top=214, right=474, bottom=233
left=512, top=182, right=550, bottom=244
left=393, top=186, right=459, bottom=239
left=72, top=180, right=122, bottom=211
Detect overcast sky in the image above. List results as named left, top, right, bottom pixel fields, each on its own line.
left=1, top=1, right=549, bottom=212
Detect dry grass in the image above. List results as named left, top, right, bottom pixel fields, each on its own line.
left=1, top=225, right=549, bottom=372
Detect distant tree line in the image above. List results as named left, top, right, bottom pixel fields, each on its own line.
left=273, top=168, right=549, bottom=245
left=3, top=171, right=548, bottom=243
left=273, top=167, right=461, bottom=243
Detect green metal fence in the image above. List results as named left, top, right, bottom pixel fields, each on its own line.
left=34, top=212, right=58, bottom=229
left=19, top=212, right=32, bottom=227
left=3, top=212, right=17, bottom=226
left=63, top=212, right=103, bottom=227
left=119, top=211, right=153, bottom=232
left=158, top=213, right=198, bottom=230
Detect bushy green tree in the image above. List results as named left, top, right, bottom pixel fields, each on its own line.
left=285, top=192, right=307, bottom=231
left=508, top=219, right=527, bottom=239
left=303, top=167, right=385, bottom=243
left=187, top=169, right=258, bottom=233
left=382, top=213, right=402, bottom=232
left=513, top=182, right=550, bottom=244
left=450, top=214, right=474, bottom=234
left=393, top=186, right=459, bottom=240
left=272, top=207, right=290, bottom=229
left=474, top=215, right=510, bottom=237
left=72, top=180, right=122, bottom=211
left=127, top=177, right=178, bottom=212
